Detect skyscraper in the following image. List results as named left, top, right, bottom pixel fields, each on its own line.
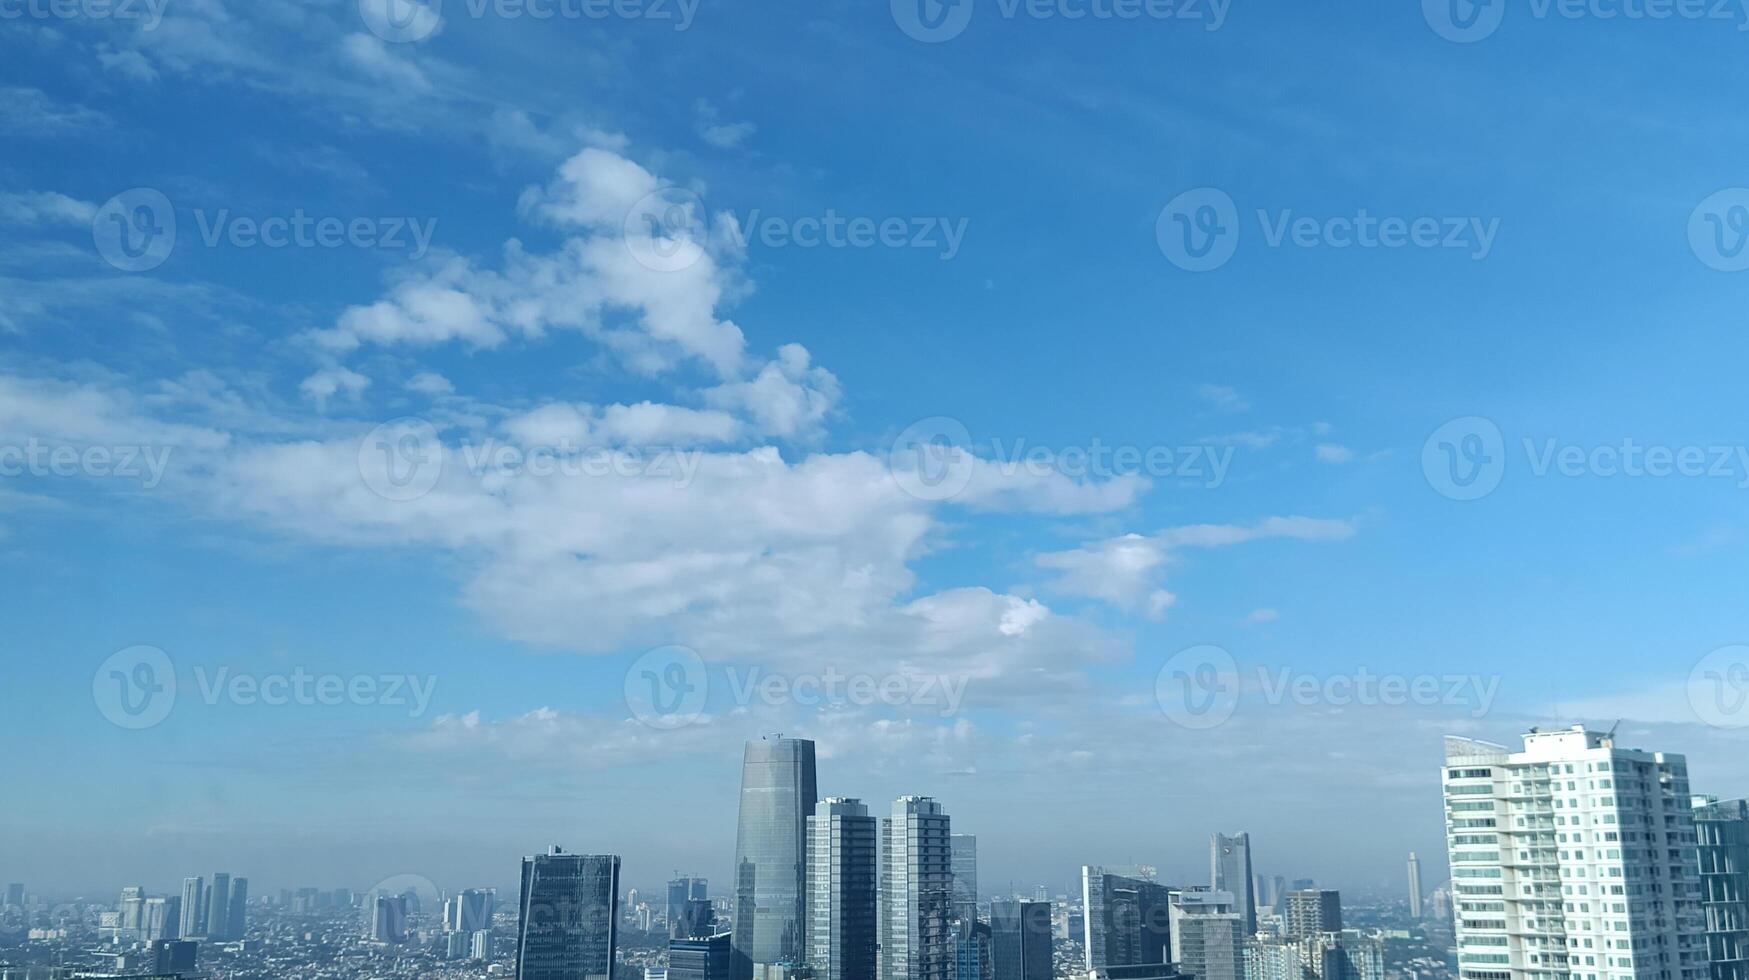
left=373, top=894, right=408, bottom=943
left=805, top=798, right=877, bottom=980
left=950, top=834, right=979, bottom=921
left=144, top=896, right=180, bottom=941
left=1695, top=798, right=1749, bottom=980
left=1168, top=890, right=1243, bottom=980
left=1405, top=853, right=1423, bottom=920
left=3, top=884, right=22, bottom=909
left=668, top=877, right=708, bottom=935
left=951, top=913, right=993, bottom=980
left=180, top=878, right=204, bottom=939
left=732, top=736, right=817, bottom=979
left=449, top=888, right=496, bottom=934
left=517, top=846, right=620, bottom=980
left=990, top=900, right=1052, bottom=980
left=1283, top=890, right=1341, bottom=939
left=1442, top=727, right=1707, bottom=980
left=205, top=873, right=231, bottom=940
left=1082, top=867, right=1173, bottom=973
left=120, top=886, right=145, bottom=940
left=1210, top=834, right=1256, bottom=938
left=671, top=934, right=735, bottom=980
left=881, top=796, right=953, bottom=980
left=226, top=877, right=248, bottom=939
left=675, top=900, right=717, bottom=941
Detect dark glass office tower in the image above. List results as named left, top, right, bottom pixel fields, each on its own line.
left=1081, top=867, right=1172, bottom=972
left=668, top=877, right=708, bottom=936
left=805, top=798, right=878, bottom=980
left=517, top=847, right=620, bottom=980
left=670, top=933, right=735, bottom=980
left=731, top=736, right=817, bottom=979
left=226, top=877, right=248, bottom=940
left=1697, top=798, right=1749, bottom=980
left=990, top=900, right=1052, bottom=980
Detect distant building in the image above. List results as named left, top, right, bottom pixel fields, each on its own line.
left=226, top=877, right=248, bottom=939
left=143, top=896, right=180, bottom=941
left=179, top=878, right=204, bottom=939
left=1405, top=854, right=1422, bottom=920
left=1082, top=867, right=1173, bottom=973
left=1282, top=891, right=1340, bottom=940
left=204, top=874, right=231, bottom=941
left=472, top=928, right=494, bottom=961
left=668, top=877, right=708, bottom=935
left=805, top=798, right=877, bottom=980
left=372, top=894, right=408, bottom=944
left=950, top=914, right=992, bottom=980
left=1211, top=834, right=1257, bottom=938
left=675, top=899, right=718, bottom=941
left=448, top=888, right=496, bottom=934
left=881, top=796, right=954, bottom=980
left=989, top=899, right=1051, bottom=980
left=516, top=846, right=619, bottom=980
left=670, top=933, right=735, bottom=980
left=1170, top=889, right=1243, bottom=980
left=3, top=884, right=22, bottom=909
left=950, top=835, right=979, bottom=921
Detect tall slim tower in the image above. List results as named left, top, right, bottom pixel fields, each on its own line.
left=1442, top=726, right=1707, bottom=980
left=881, top=796, right=953, bottom=980
left=516, top=846, right=619, bottom=980
left=179, top=878, right=204, bottom=938
left=805, top=797, right=878, bottom=980
left=950, top=835, right=978, bottom=922
left=732, top=735, right=817, bottom=980
left=205, top=874, right=230, bottom=940
left=1405, top=853, right=1423, bottom=920
left=1209, top=834, right=1256, bottom=938
left=227, top=877, right=248, bottom=939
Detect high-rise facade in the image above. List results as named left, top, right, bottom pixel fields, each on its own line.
left=1406, top=853, right=1423, bottom=920
left=373, top=894, right=409, bottom=943
left=1211, top=834, right=1257, bottom=938
left=805, top=798, right=877, bottom=980
left=732, top=736, right=817, bottom=980
left=1694, top=798, right=1749, bottom=980
left=671, top=934, right=735, bottom=980
left=448, top=888, right=496, bottom=934
left=1168, top=890, right=1243, bottom=980
left=1283, top=890, right=1341, bottom=939
left=881, top=796, right=953, bottom=980
left=180, top=877, right=204, bottom=938
left=1082, top=867, right=1173, bottom=972
left=144, top=896, right=180, bottom=941
left=1442, top=727, right=1707, bottom=980
left=990, top=899, right=1052, bottom=980
left=205, top=873, right=231, bottom=940
left=516, top=847, right=620, bottom=980
left=668, top=877, right=708, bottom=935
left=951, top=913, right=993, bottom=980
left=226, top=877, right=248, bottom=939
left=4, top=884, right=22, bottom=909
left=951, top=834, right=979, bottom=921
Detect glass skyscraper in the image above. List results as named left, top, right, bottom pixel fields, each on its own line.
left=1210, top=834, right=1256, bottom=938
left=205, top=873, right=230, bottom=940
left=990, top=899, right=1052, bottom=980
left=732, top=735, right=818, bottom=980
left=1696, top=798, right=1749, bottom=980
left=806, top=797, right=878, bottom=980
left=1082, top=867, right=1172, bottom=973
left=950, top=834, right=978, bottom=921
left=880, top=796, right=953, bottom=980
left=516, top=846, right=620, bottom=980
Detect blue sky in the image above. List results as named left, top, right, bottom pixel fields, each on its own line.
left=6, top=0, right=1749, bottom=903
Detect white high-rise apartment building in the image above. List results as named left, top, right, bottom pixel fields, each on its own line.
left=1442, top=726, right=1706, bottom=980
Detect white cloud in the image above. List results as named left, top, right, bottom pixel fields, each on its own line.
left=299, top=367, right=371, bottom=410
left=1315, top=443, right=1355, bottom=463
left=695, top=100, right=755, bottom=149
left=1197, top=384, right=1249, bottom=412
left=1038, top=517, right=1355, bottom=615
left=0, top=191, right=96, bottom=226
left=1244, top=607, right=1280, bottom=624
left=406, top=371, right=454, bottom=396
